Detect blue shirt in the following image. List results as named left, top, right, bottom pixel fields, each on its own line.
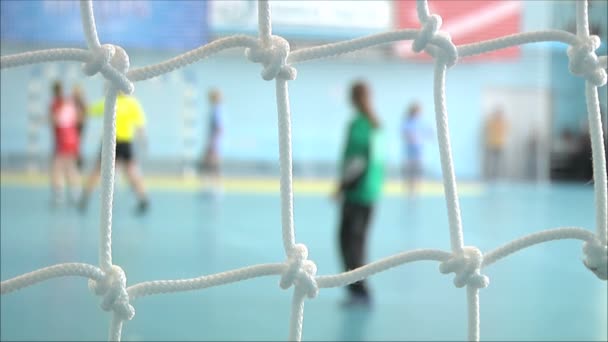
left=209, top=105, right=222, bottom=137
left=402, top=116, right=431, bottom=161
left=402, top=116, right=425, bottom=147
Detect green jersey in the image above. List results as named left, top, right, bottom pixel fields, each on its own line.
left=341, top=113, right=385, bottom=204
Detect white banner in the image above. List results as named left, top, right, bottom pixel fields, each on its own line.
left=210, top=1, right=392, bottom=38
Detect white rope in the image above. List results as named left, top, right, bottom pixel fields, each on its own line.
left=88, top=265, right=134, bottom=321
left=576, top=0, right=590, bottom=39
left=440, top=247, right=488, bottom=289
left=98, top=86, right=118, bottom=272
left=279, top=244, right=318, bottom=298
left=584, top=72, right=608, bottom=245
left=433, top=60, right=465, bottom=253
left=258, top=0, right=272, bottom=47
left=127, top=36, right=258, bottom=82
left=109, top=314, right=124, bottom=342
left=0, top=263, right=104, bottom=294
left=416, top=0, right=431, bottom=23
left=288, top=30, right=419, bottom=64
left=80, top=0, right=101, bottom=49
left=127, top=263, right=285, bottom=299
left=259, top=2, right=317, bottom=332
left=599, top=56, right=607, bottom=70
left=583, top=238, right=608, bottom=280
left=467, top=286, right=480, bottom=341
left=288, top=288, right=307, bottom=342
left=0, top=49, right=90, bottom=69
left=316, top=249, right=450, bottom=288
left=440, top=246, right=488, bottom=342
left=458, top=30, right=579, bottom=58
left=0, top=0, right=607, bottom=341
left=482, top=227, right=597, bottom=267
left=576, top=0, right=608, bottom=248
left=275, top=78, right=297, bottom=253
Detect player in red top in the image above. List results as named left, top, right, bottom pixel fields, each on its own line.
left=49, top=81, right=81, bottom=206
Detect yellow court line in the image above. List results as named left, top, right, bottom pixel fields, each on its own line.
left=0, top=172, right=483, bottom=196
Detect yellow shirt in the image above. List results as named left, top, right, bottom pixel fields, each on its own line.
left=486, top=116, right=508, bottom=148
left=89, top=94, right=146, bottom=142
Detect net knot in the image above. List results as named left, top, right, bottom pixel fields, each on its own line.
left=413, top=14, right=458, bottom=67
left=245, top=35, right=297, bottom=81
left=83, top=44, right=115, bottom=76
left=82, top=44, right=134, bottom=94
left=413, top=14, right=441, bottom=53
left=567, top=36, right=607, bottom=87
left=88, top=265, right=135, bottom=321
left=583, top=238, right=607, bottom=280
left=439, top=246, right=489, bottom=289
left=280, top=243, right=319, bottom=298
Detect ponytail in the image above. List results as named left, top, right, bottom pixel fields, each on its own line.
left=351, top=82, right=380, bottom=128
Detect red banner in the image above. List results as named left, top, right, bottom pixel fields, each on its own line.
left=394, top=0, right=521, bottom=62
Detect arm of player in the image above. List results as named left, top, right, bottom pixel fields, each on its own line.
left=339, top=156, right=367, bottom=192
left=335, top=139, right=370, bottom=200
left=333, top=120, right=370, bottom=200
left=49, top=106, right=56, bottom=125
left=88, top=100, right=105, bottom=117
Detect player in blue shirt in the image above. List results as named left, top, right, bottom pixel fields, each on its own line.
left=201, top=89, right=223, bottom=196
left=402, top=102, right=432, bottom=197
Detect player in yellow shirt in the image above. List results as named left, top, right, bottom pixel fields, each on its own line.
left=484, top=107, right=509, bottom=181
left=79, top=91, right=149, bottom=214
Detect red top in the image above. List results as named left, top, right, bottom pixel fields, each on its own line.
left=51, top=97, right=79, bottom=156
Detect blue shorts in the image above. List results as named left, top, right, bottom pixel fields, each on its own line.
left=407, top=144, right=422, bottom=161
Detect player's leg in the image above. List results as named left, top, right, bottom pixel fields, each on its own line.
left=496, top=148, right=505, bottom=180
left=339, top=201, right=372, bottom=306
left=488, top=149, right=498, bottom=181
left=50, top=153, right=64, bottom=206
left=339, top=201, right=357, bottom=273
left=407, top=159, right=416, bottom=196
left=124, top=160, right=146, bottom=198
left=65, top=155, right=80, bottom=204
left=120, top=142, right=148, bottom=214
left=411, top=159, right=422, bottom=195
left=201, top=144, right=215, bottom=188
left=406, top=145, right=416, bottom=196
left=76, top=125, right=84, bottom=171
left=402, top=156, right=408, bottom=194
left=347, top=202, right=372, bottom=303
left=78, top=153, right=101, bottom=212
left=125, top=160, right=148, bottom=214
left=208, top=149, right=222, bottom=195
left=483, top=146, right=490, bottom=181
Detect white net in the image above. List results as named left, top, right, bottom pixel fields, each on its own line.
left=1, top=1, right=607, bottom=341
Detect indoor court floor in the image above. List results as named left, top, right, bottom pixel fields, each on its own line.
left=1, top=176, right=607, bottom=341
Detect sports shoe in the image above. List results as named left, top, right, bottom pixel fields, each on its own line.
left=135, top=199, right=149, bottom=215
left=340, top=295, right=372, bottom=310
left=77, top=195, right=89, bottom=213
left=51, top=189, right=65, bottom=209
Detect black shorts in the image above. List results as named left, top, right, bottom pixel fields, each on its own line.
left=116, top=142, right=133, bottom=162
left=98, top=142, right=133, bottom=163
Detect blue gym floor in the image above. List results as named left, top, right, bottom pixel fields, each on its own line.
left=1, top=180, right=607, bottom=341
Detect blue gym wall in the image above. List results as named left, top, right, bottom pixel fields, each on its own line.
left=2, top=0, right=602, bottom=179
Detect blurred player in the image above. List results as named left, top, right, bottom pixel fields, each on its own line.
left=200, top=88, right=223, bottom=196
left=71, top=85, right=87, bottom=170
left=402, top=102, right=432, bottom=197
left=484, top=107, right=509, bottom=181
left=49, top=80, right=80, bottom=206
left=334, top=81, right=385, bottom=308
left=79, top=91, right=149, bottom=215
